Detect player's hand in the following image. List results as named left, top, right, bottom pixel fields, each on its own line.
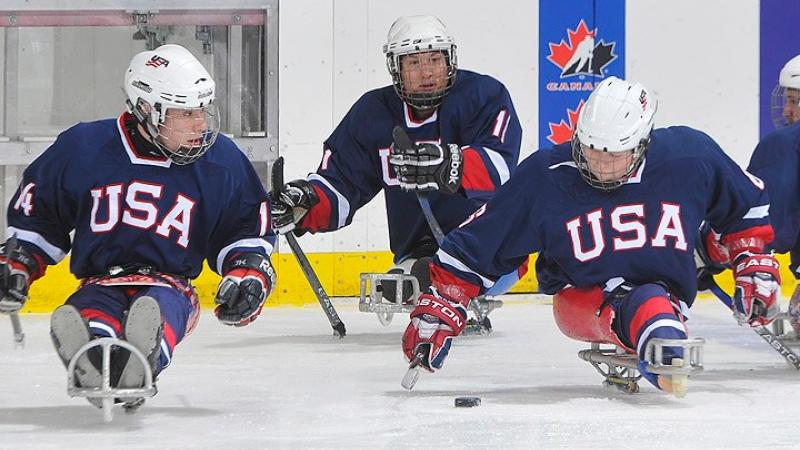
left=402, top=291, right=467, bottom=372
left=269, top=179, right=320, bottom=235
left=694, top=225, right=729, bottom=291
left=389, top=126, right=463, bottom=194
left=214, top=253, right=276, bottom=326
left=0, top=241, right=39, bottom=314
left=732, top=253, right=780, bottom=326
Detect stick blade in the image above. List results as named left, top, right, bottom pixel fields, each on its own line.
left=392, top=126, right=413, bottom=150
left=401, top=366, right=420, bottom=391
left=271, top=156, right=285, bottom=195
left=333, top=321, right=346, bottom=338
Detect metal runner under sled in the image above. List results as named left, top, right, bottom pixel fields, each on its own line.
left=578, top=337, right=704, bottom=394
left=358, top=272, right=503, bottom=333
left=770, top=312, right=800, bottom=347
left=67, top=337, right=157, bottom=423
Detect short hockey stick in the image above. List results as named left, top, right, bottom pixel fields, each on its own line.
left=3, top=235, right=25, bottom=347
left=271, top=157, right=346, bottom=338
left=707, top=281, right=800, bottom=370
left=392, top=127, right=460, bottom=388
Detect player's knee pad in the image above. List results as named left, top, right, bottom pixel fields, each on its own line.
left=381, top=257, right=432, bottom=304
left=552, top=286, right=629, bottom=350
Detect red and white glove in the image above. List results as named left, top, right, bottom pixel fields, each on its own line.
left=402, top=291, right=468, bottom=372
left=214, top=253, right=276, bottom=327
left=732, top=253, right=781, bottom=326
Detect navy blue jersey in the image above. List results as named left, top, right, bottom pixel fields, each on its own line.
left=434, top=126, right=771, bottom=304
left=747, top=122, right=800, bottom=276
left=299, top=70, right=522, bottom=262
left=7, top=113, right=274, bottom=279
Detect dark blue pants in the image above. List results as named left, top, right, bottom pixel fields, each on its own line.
left=610, top=283, right=687, bottom=364
left=65, top=284, right=198, bottom=374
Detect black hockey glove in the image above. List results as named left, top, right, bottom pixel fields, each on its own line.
left=269, top=179, right=320, bottom=235
left=389, top=126, right=463, bottom=194
left=0, top=239, right=40, bottom=313
left=214, top=253, right=276, bottom=327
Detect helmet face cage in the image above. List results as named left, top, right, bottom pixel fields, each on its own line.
left=386, top=46, right=458, bottom=110
left=771, top=84, right=800, bottom=129
left=571, top=136, right=650, bottom=191
left=137, top=100, right=221, bottom=165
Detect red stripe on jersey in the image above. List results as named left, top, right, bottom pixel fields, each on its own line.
left=461, top=147, right=495, bottom=191
left=81, top=308, right=122, bottom=333
left=517, top=255, right=530, bottom=279
left=227, top=268, right=269, bottom=287
left=628, top=296, right=675, bottom=346
left=721, top=224, right=775, bottom=258
left=300, top=184, right=333, bottom=232
left=430, top=262, right=481, bottom=306
left=117, top=113, right=169, bottom=163
left=163, top=321, right=177, bottom=350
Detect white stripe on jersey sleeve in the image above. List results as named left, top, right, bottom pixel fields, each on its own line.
left=482, top=147, right=511, bottom=185
left=216, top=238, right=274, bottom=273
left=307, top=173, right=351, bottom=229
left=743, top=204, right=770, bottom=219
left=7, top=226, right=67, bottom=263
left=436, top=249, right=495, bottom=289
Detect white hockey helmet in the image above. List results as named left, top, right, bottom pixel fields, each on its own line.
left=124, top=44, right=220, bottom=164
left=382, top=15, right=458, bottom=110
left=571, top=76, right=657, bottom=190
left=771, top=54, right=800, bottom=128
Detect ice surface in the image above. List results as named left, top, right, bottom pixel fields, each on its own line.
left=1, top=295, right=798, bottom=449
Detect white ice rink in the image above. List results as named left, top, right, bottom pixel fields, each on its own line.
left=1, top=294, right=799, bottom=449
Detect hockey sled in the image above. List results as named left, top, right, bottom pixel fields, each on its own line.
left=770, top=312, right=800, bottom=347
left=358, top=272, right=501, bottom=333
left=578, top=337, right=704, bottom=397
left=359, top=272, right=420, bottom=325
left=67, top=338, right=157, bottom=422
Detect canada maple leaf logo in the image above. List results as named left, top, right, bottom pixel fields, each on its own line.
left=547, top=20, right=617, bottom=77
left=547, top=100, right=584, bottom=145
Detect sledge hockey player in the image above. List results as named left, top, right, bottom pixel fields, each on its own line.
left=743, top=53, right=800, bottom=336
left=0, top=44, right=276, bottom=410
left=697, top=54, right=800, bottom=338
left=771, top=54, right=800, bottom=128
left=269, top=15, right=526, bottom=319
left=402, top=76, right=780, bottom=396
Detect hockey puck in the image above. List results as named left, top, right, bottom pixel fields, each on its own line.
left=454, top=396, right=481, bottom=408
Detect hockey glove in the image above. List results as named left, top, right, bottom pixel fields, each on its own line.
left=0, top=240, right=40, bottom=313
left=269, top=179, right=320, bottom=235
left=732, top=253, right=780, bottom=326
left=694, top=225, right=729, bottom=292
left=214, top=253, right=276, bottom=327
left=389, top=126, right=463, bottom=194
left=402, top=291, right=467, bottom=372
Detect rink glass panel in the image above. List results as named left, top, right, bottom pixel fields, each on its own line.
left=0, top=5, right=279, bottom=232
